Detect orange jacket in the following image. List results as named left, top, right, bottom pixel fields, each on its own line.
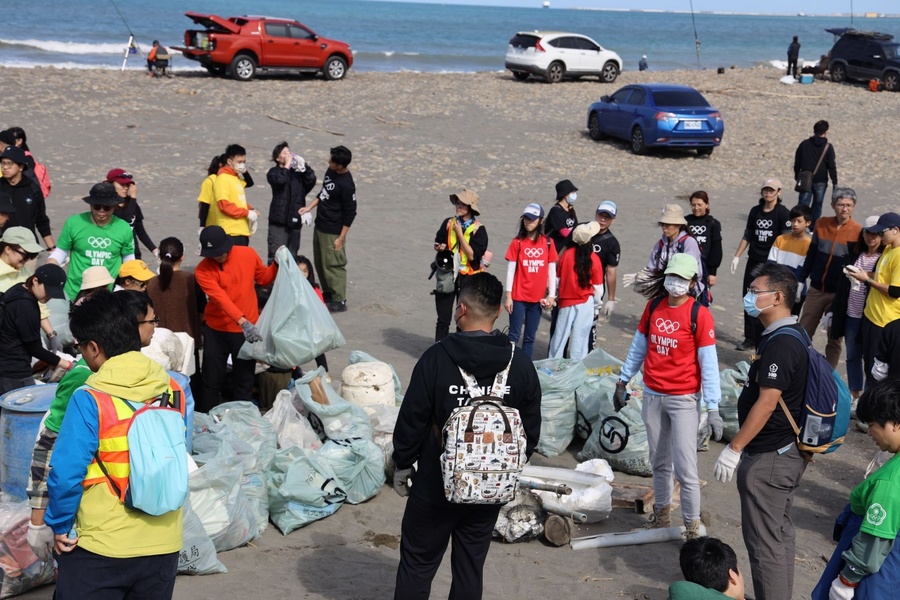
left=195, top=245, right=277, bottom=332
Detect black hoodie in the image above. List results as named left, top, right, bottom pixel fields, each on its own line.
left=393, top=331, right=542, bottom=505
left=793, top=135, right=837, bottom=185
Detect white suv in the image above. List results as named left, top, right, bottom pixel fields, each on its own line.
left=505, top=31, right=622, bottom=84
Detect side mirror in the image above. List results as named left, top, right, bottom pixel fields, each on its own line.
left=312, top=34, right=319, bottom=42
left=601, top=95, right=611, bottom=103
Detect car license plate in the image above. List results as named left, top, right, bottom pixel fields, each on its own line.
left=684, top=120, right=702, bottom=130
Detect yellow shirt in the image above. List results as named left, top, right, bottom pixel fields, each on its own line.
left=197, top=174, right=216, bottom=206
left=864, top=245, right=900, bottom=327
left=208, top=169, right=250, bottom=236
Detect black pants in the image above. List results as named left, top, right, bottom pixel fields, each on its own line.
left=787, top=57, right=798, bottom=78
left=434, top=291, right=457, bottom=342
left=229, top=235, right=250, bottom=247
left=201, top=324, right=255, bottom=412
left=394, top=494, right=502, bottom=600
left=861, top=316, right=883, bottom=391
left=55, top=547, right=177, bottom=600
left=743, top=258, right=765, bottom=345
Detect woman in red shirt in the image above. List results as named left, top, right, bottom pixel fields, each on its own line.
left=548, top=221, right=604, bottom=361
left=504, top=203, right=558, bottom=358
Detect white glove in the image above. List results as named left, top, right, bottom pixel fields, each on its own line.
left=873, top=358, right=889, bottom=381
left=301, top=212, right=313, bottom=227
left=247, top=209, right=259, bottom=235
left=829, top=577, right=856, bottom=600
left=821, top=312, right=833, bottom=331
left=603, top=300, right=616, bottom=316
left=197, top=227, right=204, bottom=256
left=593, top=305, right=601, bottom=318
left=730, top=256, right=740, bottom=275
left=27, top=523, right=54, bottom=562
left=796, top=285, right=802, bottom=301
left=714, top=444, right=742, bottom=482
left=622, top=273, right=636, bottom=288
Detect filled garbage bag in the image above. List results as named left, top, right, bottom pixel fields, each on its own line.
left=265, top=389, right=322, bottom=451
left=295, top=368, right=373, bottom=441
left=0, top=501, right=55, bottom=598
left=238, top=246, right=345, bottom=368
left=348, top=350, right=403, bottom=405
left=209, top=401, right=277, bottom=472
left=533, top=358, right=587, bottom=457
left=493, top=491, right=545, bottom=543
left=315, top=438, right=385, bottom=504
left=178, top=500, right=228, bottom=575
left=364, top=404, right=399, bottom=476
left=576, top=349, right=625, bottom=439
left=534, top=459, right=615, bottom=523
left=267, top=447, right=348, bottom=535
left=719, top=361, right=750, bottom=442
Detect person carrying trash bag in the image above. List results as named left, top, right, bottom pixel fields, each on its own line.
left=614, top=253, right=722, bottom=539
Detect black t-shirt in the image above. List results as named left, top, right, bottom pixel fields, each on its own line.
left=314, top=168, right=357, bottom=235
left=544, top=203, right=577, bottom=253
left=685, top=214, right=722, bottom=267
left=0, top=284, right=45, bottom=378
left=737, top=323, right=808, bottom=453
left=589, top=229, right=620, bottom=270
left=434, top=217, right=488, bottom=271
left=743, top=202, right=792, bottom=263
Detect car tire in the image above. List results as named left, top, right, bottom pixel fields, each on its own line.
left=512, top=71, right=529, bottom=81
left=600, top=61, right=619, bottom=83
left=230, top=54, right=257, bottom=81
left=697, top=147, right=714, bottom=156
left=831, top=63, right=846, bottom=83
left=588, top=112, right=607, bottom=141
left=884, top=71, right=900, bottom=92
left=546, top=61, right=564, bottom=84
left=631, top=126, right=646, bottom=155
left=324, top=56, right=348, bottom=81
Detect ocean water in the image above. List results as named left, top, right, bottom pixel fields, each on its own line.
left=2, top=0, right=898, bottom=73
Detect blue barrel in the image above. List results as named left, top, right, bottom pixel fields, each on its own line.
left=0, top=384, right=57, bottom=501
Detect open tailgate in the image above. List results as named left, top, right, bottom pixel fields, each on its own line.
left=184, top=12, right=241, bottom=34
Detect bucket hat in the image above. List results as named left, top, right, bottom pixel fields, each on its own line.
left=555, top=179, right=578, bottom=200
left=658, top=204, right=687, bottom=226
left=664, top=253, right=699, bottom=280
left=0, top=226, right=43, bottom=254
left=449, top=189, right=480, bottom=216
left=0, top=146, right=28, bottom=168
left=79, top=266, right=114, bottom=291
left=82, top=182, right=120, bottom=207
left=199, top=226, right=234, bottom=258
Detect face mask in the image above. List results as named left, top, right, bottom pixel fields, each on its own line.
left=664, top=275, right=690, bottom=298
left=743, top=291, right=776, bottom=318
left=233, top=162, right=247, bottom=174
left=568, top=192, right=577, bottom=203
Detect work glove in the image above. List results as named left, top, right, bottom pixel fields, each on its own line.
left=613, top=381, right=629, bottom=412
left=393, top=466, right=415, bottom=497
left=828, top=577, right=856, bottom=600
left=714, top=444, right=742, bottom=483
left=301, top=212, right=313, bottom=227
left=603, top=300, right=616, bottom=316
left=241, top=321, right=262, bottom=343
left=821, top=312, right=833, bottom=332
left=707, top=409, right=724, bottom=442
left=622, top=273, right=636, bottom=288
left=27, top=523, right=54, bottom=562
left=730, top=256, right=740, bottom=275
left=48, top=332, right=63, bottom=354
left=197, top=227, right=204, bottom=256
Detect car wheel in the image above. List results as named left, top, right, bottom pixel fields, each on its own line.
left=831, top=63, right=846, bottom=83
left=546, top=61, right=564, bottom=84
left=884, top=71, right=900, bottom=92
left=230, top=54, right=256, bottom=81
left=600, top=61, right=619, bottom=83
left=512, top=71, right=529, bottom=81
left=631, top=126, right=646, bottom=155
left=697, top=147, right=714, bottom=156
left=588, top=112, right=607, bottom=141
left=324, top=56, right=347, bottom=81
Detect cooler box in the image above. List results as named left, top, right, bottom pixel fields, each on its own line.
left=799, top=74, right=813, bottom=84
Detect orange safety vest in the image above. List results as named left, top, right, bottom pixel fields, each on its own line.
left=82, top=378, right=185, bottom=500
left=447, top=219, right=482, bottom=276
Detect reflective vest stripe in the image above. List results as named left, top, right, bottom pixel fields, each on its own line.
left=447, top=219, right=482, bottom=276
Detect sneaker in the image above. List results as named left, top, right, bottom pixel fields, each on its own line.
left=327, top=300, right=347, bottom=313
left=734, top=339, right=755, bottom=351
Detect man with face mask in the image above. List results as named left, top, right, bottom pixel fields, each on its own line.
left=614, top=254, right=721, bottom=540
left=714, top=262, right=808, bottom=600
left=208, top=144, right=259, bottom=246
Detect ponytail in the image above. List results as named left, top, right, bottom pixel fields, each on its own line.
left=157, top=237, right=184, bottom=292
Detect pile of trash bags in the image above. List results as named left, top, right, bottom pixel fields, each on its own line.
left=0, top=502, right=56, bottom=598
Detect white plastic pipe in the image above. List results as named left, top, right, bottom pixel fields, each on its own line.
left=521, top=465, right=609, bottom=489
left=571, top=524, right=707, bottom=550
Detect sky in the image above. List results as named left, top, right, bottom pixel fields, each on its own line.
left=368, top=0, right=897, bottom=15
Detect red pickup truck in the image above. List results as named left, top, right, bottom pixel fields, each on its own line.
left=174, top=13, right=353, bottom=81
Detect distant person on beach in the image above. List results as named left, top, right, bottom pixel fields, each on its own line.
left=147, top=40, right=170, bottom=76
left=787, top=36, right=800, bottom=78
left=793, top=120, right=837, bottom=228
left=590, top=200, right=621, bottom=323
left=209, top=144, right=258, bottom=246
left=639, top=55, right=649, bottom=71
left=266, top=141, right=317, bottom=263
left=107, top=168, right=158, bottom=260
left=685, top=191, right=723, bottom=304
left=0, top=145, right=53, bottom=249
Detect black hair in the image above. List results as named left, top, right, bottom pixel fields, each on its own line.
left=157, top=237, right=184, bottom=292
left=680, top=537, right=739, bottom=593
left=69, top=290, right=141, bottom=357
left=573, top=242, right=594, bottom=289
left=689, top=191, right=710, bottom=216
left=789, top=204, right=812, bottom=222
left=856, top=379, right=900, bottom=427
left=224, top=144, right=246, bottom=160
left=515, top=216, right=543, bottom=241
left=330, top=145, right=352, bottom=168
left=207, top=154, right=225, bottom=176
left=750, top=262, right=798, bottom=309
left=116, top=289, right=153, bottom=322
left=7, top=127, right=28, bottom=152
left=458, top=272, right=502, bottom=319
left=793, top=36, right=799, bottom=42
left=272, top=141, right=289, bottom=162
left=295, top=255, right=320, bottom=289
left=857, top=228, right=886, bottom=256
left=814, top=120, right=829, bottom=136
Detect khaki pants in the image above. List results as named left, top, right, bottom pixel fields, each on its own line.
left=313, top=229, right=348, bottom=303
left=798, top=286, right=841, bottom=368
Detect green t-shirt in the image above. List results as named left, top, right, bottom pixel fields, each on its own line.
left=668, top=581, right=730, bottom=600
left=44, top=357, right=92, bottom=433
left=850, top=452, right=900, bottom=540
left=57, top=213, right=135, bottom=300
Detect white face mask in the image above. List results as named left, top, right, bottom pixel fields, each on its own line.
left=233, top=162, right=247, bottom=174
left=664, top=274, right=691, bottom=298
left=568, top=192, right=577, bottom=203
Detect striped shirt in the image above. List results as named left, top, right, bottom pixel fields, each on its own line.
left=849, top=252, right=883, bottom=318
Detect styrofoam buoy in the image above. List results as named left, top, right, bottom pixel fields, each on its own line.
left=341, top=362, right=395, bottom=407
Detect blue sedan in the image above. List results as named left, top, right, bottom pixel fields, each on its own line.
left=587, top=83, right=724, bottom=155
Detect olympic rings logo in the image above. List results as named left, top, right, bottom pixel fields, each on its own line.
left=689, top=225, right=707, bottom=236
left=523, top=247, right=544, bottom=258
left=756, top=219, right=773, bottom=228
left=87, top=237, right=112, bottom=249
left=655, top=318, right=680, bottom=334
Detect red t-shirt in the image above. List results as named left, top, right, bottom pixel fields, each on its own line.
left=637, top=298, right=716, bottom=395
left=505, top=235, right=558, bottom=303
left=556, top=249, right=603, bottom=308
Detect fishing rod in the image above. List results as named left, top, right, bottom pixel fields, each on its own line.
left=689, top=0, right=701, bottom=69
left=109, top=0, right=143, bottom=57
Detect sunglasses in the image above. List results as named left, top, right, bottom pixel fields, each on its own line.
left=92, top=204, right=115, bottom=212
left=11, top=246, right=37, bottom=260
left=138, top=316, right=160, bottom=325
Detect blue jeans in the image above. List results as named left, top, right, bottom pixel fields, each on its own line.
left=549, top=299, right=595, bottom=361
left=798, top=181, right=828, bottom=227
left=844, top=316, right=864, bottom=393
left=508, top=300, right=542, bottom=359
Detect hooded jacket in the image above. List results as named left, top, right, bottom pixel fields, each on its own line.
left=195, top=245, right=277, bottom=332
left=794, top=135, right=837, bottom=185
left=267, top=164, right=317, bottom=228
left=45, top=351, right=183, bottom=558
left=0, top=175, right=50, bottom=239
left=392, top=331, right=542, bottom=505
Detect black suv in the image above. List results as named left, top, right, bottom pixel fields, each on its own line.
left=827, top=28, right=900, bottom=91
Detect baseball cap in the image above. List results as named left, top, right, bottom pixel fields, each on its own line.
left=82, top=182, right=121, bottom=206
left=664, top=253, right=699, bottom=280
left=80, top=266, right=114, bottom=291
left=0, top=226, right=43, bottom=254
left=105, top=168, right=134, bottom=185
left=200, top=226, right=234, bottom=258
left=118, top=259, right=155, bottom=281
left=522, top=203, right=544, bottom=219
left=0, top=146, right=28, bottom=168
left=865, top=212, right=900, bottom=234
left=596, top=201, right=617, bottom=217
left=761, top=178, right=783, bottom=191
left=34, top=264, right=67, bottom=300
left=572, top=221, right=601, bottom=245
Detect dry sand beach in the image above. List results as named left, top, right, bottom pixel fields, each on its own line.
left=2, top=64, right=898, bottom=599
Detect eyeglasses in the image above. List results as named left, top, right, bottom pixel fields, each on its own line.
left=138, top=316, right=160, bottom=326
left=747, top=288, right=779, bottom=295
left=0, top=161, right=16, bottom=169
left=92, top=204, right=114, bottom=212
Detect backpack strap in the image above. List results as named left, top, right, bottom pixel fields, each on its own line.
left=456, top=347, right=514, bottom=402
left=690, top=300, right=700, bottom=336
left=757, top=326, right=809, bottom=438
left=643, top=295, right=666, bottom=334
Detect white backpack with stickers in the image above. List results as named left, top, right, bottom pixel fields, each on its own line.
left=440, top=349, right=527, bottom=504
